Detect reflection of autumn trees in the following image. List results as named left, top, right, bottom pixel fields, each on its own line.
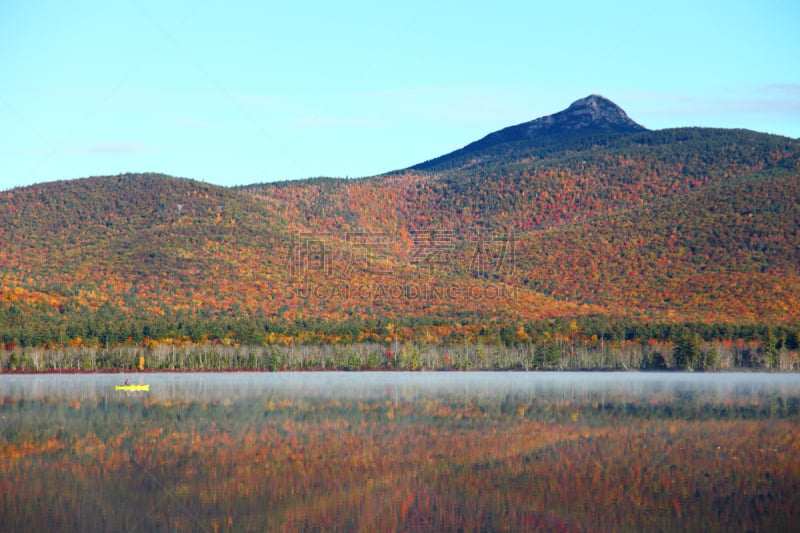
left=2, top=392, right=800, bottom=531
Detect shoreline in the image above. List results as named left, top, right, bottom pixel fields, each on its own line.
left=2, top=367, right=797, bottom=375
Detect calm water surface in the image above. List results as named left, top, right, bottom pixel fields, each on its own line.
left=2, top=372, right=799, bottom=532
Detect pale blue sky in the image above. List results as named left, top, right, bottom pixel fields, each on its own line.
left=2, top=0, right=799, bottom=190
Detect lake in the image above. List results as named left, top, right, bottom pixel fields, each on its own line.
left=2, top=372, right=799, bottom=531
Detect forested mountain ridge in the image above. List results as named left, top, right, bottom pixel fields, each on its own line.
left=409, top=94, right=648, bottom=172
left=2, top=96, right=799, bottom=348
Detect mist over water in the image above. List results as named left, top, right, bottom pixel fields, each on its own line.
left=3, top=371, right=799, bottom=402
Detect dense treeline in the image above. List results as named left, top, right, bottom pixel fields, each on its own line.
left=2, top=300, right=798, bottom=348
left=2, top=337, right=798, bottom=372
left=2, top=300, right=798, bottom=371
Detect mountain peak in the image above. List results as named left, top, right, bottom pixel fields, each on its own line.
left=410, top=95, right=647, bottom=171
left=568, top=94, right=612, bottom=108
left=557, top=94, right=646, bottom=132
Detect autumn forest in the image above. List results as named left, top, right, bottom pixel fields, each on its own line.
left=2, top=96, right=800, bottom=372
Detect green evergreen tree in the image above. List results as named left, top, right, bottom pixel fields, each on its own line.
left=785, top=329, right=800, bottom=351
left=761, top=329, right=779, bottom=368
left=673, top=329, right=699, bottom=370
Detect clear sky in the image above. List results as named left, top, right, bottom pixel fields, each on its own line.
left=2, top=0, right=799, bottom=190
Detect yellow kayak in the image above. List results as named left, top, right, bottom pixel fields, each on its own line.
left=115, top=384, right=150, bottom=392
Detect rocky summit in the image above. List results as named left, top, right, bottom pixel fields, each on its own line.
left=410, top=94, right=648, bottom=171
left=533, top=94, right=648, bottom=134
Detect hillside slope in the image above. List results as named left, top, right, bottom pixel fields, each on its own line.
left=515, top=167, right=800, bottom=322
